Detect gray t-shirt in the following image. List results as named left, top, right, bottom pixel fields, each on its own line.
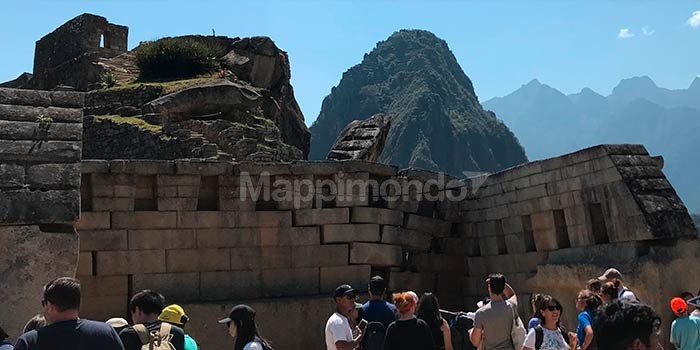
left=474, top=300, right=515, bottom=350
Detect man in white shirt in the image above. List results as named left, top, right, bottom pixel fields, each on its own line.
left=325, top=284, right=364, bottom=350
left=598, top=268, right=637, bottom=302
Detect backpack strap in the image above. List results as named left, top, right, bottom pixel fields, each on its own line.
left=159, top=322, right=172, bottom=339
left=133, top=324, right=151, bottom=345
left=534, top=325, right=543, bottom=350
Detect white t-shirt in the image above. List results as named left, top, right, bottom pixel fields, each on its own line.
left=618, top=287, right=637, bottom=302
left=325, top=312, right=353, bottom=350
left=523, top=327, right=570, bottom=350
left=243, top=341, right=263, bottom=350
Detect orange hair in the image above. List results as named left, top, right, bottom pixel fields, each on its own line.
left=392, top=292, right=416, bottom=313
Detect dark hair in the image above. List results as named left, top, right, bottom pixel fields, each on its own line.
left=578, top=289, right=602, bottom=311
left=586, top=279, right=602, bottom=293
left=44, top=277, right=81, bottom=311
left=129, top=290, right=165, bottom=315
left=230, top=306, right=271, bottom=350
left=0, top=325, right=8, bottom=341
left=417, top=293, right=442, bottom=329
left=531, top=294, right=546, bottom=318
left=22, top=314, right=47, bottom=333
left=536, top=295, right=563, bottom=326
left=601, top=282, right=619, bottom=301
left=369, top=277, right=386, bottom=295
left=487, top=274, right=506, bottom=295
left=594, top=301, right=661, bottom=349
left=680, top=291, right=694, bottom=300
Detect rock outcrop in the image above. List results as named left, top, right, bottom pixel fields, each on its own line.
left=310, top=30, right=528, bottom=176
left=327, top=113, right=391, bottom=162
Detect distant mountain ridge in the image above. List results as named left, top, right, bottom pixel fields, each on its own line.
left=310, top=29, right=527, bottom=176
left=483, top=76, right=700, bottom=212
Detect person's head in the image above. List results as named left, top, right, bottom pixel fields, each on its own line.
left=586, top=278, right=602, bottom=295
left=416, top=293, right=441, bottom=326
left=531, top=294, right=546, bottom=316
left=577, top=289, right=602, bottom=312
left=680, top=292, right=695, bottom=313
left=129, top=290, right=165, bottom=324
left=598, top=268, right=623, bottom=283
left=23, top=314, right=47, bottom=333
left=333, top=284, right=357, bottom=315
left=42, top=277, right=81, bottom=323
left=670, top=297, right=688, bottom=317
left=536, top=295, right=563, bottom=326
left=601, top=281, right=619, bottom=304
left=393, top=292, right=417, bottom=317
left=158, top=304, right=190, bottom=328
left=486, top=274, right=506, bottom=297
left=595, top=301, right=662, bottom=350
left=368, top=275, right=386, bottom=299
left=218, top=304, right=262, bottom=350
left=350, top=303, right=364, bottom=324
left=105, top=317, right=129, bottom=333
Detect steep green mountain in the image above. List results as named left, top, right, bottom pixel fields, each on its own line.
left=309, top=30, right=527, bottom=176
left=483, top=76, right=700, bottom=212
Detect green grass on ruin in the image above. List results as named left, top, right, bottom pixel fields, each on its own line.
left=94, top=115, right=163, bottom=134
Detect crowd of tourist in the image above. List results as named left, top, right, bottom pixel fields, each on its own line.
left=1, top=269, right=699, bottom=350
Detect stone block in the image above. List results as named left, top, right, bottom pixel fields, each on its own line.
left=91, top=173, right=134, bottom=186
left=79, top=230, right=127, bottom=251
left=405, top=214, right=452, bottom=237
left=80, top=296, right=127, bottom=322
left=200, top=270, right=262, bottom=301
left=533, top=228, right=559, bottom=251
left=113, top=185, right=136, bottom=198
left=92, top=197, right=134, bottom=211
left=0, top=189, right=79, bottom=224
left=77, top=251, right=93, bottom=275
left=157, top=175, right=200, bottom=186
left=0, top=103, right=82, bottom=122
left=456, top=223, right=475, bottom=239
left=258, top=246, right=291, bottom=269
left=236, top=162, right=292, bottom=176
left=516, top=185, right=548, bottom=202
left=462, top=276, right=485, bottom=297
left=567, top=224, right=595, bottom=247
left=80, top=275, right=128, bottom=297
left=350, top=207, right=403, bottom=226
left=112, top=212, right=177, bottom=229
left=237, top=211, right=293, bottom=228
left=262, top=268, right=319, bottom=297
left=0, top=140, right=80, bottom=162
left=176, top=160, right=233, bottom=175
left=177, top=211, right=223, bottom=228
left=510, top=252, right=549, bottom=273
left=166, top=248, right=230, bottom=272
left=97, top=250, right=166, bottom=275
left=504, top=233, right=528, bottom=254
left=464, top=238, right=481, bottom=257
left=292, top=245, right=349, bottom=267
left=75, top=212, right=111, bottom=230
left=350, top=243, right=403, bottom=266
left=157, top=197, right=198, bottom=211
left=531, top=212, right=555, bottom=231
left=381, top=226, right=432, bottom=251
left=260, top=227, right=320, bottom=246
left=388, top=272, right=436, bottom=293
left=475, top=221, right=499, bottom=237
left=294, top=208, right=349, bottom=226
left=109, top=160, right=174, bottom=175
left=128, top=229, right=195, bottom=250
left=323, top=224, right=380, bottom=243
left=197, top=228, right=260, bottom=248
left=320, top=265, right=371, bottom=294
left=466, top=256, right=488, bottom=276
left=132, top=272, right=200, bottom=302
left=0, top=163, right=24, bottom=187
left=81, top=160, right=109, bottom=174
left=26, top=164, right=80, bottom=188
left=478, top=236, right=502, bottom=256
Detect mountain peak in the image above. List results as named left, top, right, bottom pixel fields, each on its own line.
left=524, top=79, right=542, bottom=87
left=689, top=76, right=700, bottom=91
left=613, top=75, right=658, bottom=92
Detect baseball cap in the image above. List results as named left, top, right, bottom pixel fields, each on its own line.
left=106, top=317, right=129, bottom=329
left=333, top=284, right=356, bottom=298
left=670, top=297, right=688, bottom=314
left=218, top=304, right=256, bottom=324
left=369, top=276, right=385, bottom=290
left=158, top=304, right=189, bottom=326
left=598, top=268, right=623, bottom=281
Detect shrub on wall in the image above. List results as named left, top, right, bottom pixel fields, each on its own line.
left=135, top=37, right=223, bottom=81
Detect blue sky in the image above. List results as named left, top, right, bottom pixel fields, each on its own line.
left=1, top=1, right=699, bottom=126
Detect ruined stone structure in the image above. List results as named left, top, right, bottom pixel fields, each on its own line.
left=328, top=113, right=392, bottom=162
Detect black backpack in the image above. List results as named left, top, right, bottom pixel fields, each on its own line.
left=363, top=321, right=386, bottom=350
left=534, top=325, right=568, bottom=350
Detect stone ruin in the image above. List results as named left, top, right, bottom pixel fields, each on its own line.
left=327, top=113, right=391, bottom=162
left=1, top=14, right=699, bottom=350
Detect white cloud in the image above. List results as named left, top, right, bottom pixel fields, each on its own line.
left=688, top=11, right=700, bottom=28
left=618, top=28, right=635, bottom=39
left=642, top=26, right=655, bottom=36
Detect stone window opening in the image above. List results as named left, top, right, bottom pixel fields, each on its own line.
left=198, top=176, right=220, bottom=211
left=134, top=176, right=157, bottom=211
left=521, top=215, right=537, bottom=252
left=553, top=209, right=571, bottom=249
left=99, top=34, right=105, bottom=48
left=588, top=203, right=610, bottom=244
left=80, top=174, right=93, bottom=212
left=99, top=32, right=112, bottom=49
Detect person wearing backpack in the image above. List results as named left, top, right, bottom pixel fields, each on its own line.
left=574, top=290, right=601, bottom=350
left=119, top=290, right=185, bottom=350
left=218, top=304, right=273, bottom=350
left=159, top=305, right=198, bottom=350
left=416, top=293, right=452, bottom=350
left=521, top=295, right=577, bottom=350
left=383, top=292, right=436, bottom=350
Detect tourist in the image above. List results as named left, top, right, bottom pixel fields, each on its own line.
left=680, top=292, right=697, bottom=316
left=119, top=290, right=185, bottom=350
left=528, top=294, right=546, bottom=330
left=585, top=279, right=602, bottom=296
left=362, top=276, right=398, bottom=329
left=325, top=284, right=364, bottom=350
left=383, top=292, right=435, bottom=350
left=218, top=304, right=273, bottom=350
left=521, top=295, right=577, bottom=350
left=470, top=273, right=522, bottom=350
left=159, top=304, right=198, bottom=350
left=598, top=268, right=637, bottom=302
left=14, top=277, right=124, bottom=350
left=575, top=289, right=601, bottom=350
left=594, top=300, right=662, bottom=350
left=21, top=315, right=45, bottom=334
left=694, top=291, right=700, bottom=317
left=0, top=326, right=12, bottom=350
left=600, top=281, right=619, bottom=304
left=416, top=293, right=452, bottom=350
left=670, top=297, right=700, bottom=350
left=106, top=318, right=129, bottom=334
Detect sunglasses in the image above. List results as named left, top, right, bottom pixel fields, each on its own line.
left=542, top=305, right=561, bottom=311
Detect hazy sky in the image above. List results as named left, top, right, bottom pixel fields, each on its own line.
left=1, top=1, right=699, bottom=126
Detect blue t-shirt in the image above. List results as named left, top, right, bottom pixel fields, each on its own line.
left=363, top=299, right=399, bottom=329
left=671, top=315, right=700, bottom=350
left=528, top=317, right=540, bottom=330
left=0, top=340, right=14, bottom=350
left=15, top=319, right=123, bottom=350
left=576, top=309, right=594, bottom=346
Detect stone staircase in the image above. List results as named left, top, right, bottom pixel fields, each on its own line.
left=98, top=52, right=140, bottom=83
left=181, top=130, right=234, bottom=161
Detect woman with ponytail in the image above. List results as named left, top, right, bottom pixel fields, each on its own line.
left=575, top=290, right=601, bottom=350
left=383, top=292, right=436, bottom=350
left=219, top=304, right=272, bottom=350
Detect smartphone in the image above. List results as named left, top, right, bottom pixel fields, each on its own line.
left=358, top=319, right=368, bottom=330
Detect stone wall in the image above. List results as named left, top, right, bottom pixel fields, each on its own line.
left=0, top=88, right=83, bottom=339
